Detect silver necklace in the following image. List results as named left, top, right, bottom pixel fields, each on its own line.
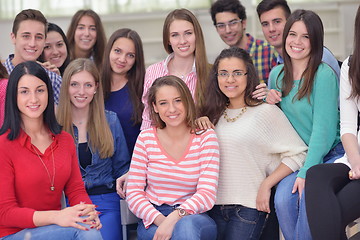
left=32, top=144, right=56, bottom=191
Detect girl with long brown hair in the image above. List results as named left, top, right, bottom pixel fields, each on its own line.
left=265, top=9, right=344, bottom=240
left=67, top=9, right=106, bottom=69
left=140, top=8, right=210, bottom=130
left=101, top=28, right=145, bottom=154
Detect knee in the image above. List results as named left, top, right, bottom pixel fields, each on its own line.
left=274, top=187, right=292, bottom=211
left=77, top=228, right=103, bottom=240
left=173, top=214, right=217, bottom=240
left=307, top=164, right=326, bottom=181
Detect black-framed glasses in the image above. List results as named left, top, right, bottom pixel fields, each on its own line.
left=217, top=71, right=248, bottom=80
left=215, top=19, right=242, bottom=31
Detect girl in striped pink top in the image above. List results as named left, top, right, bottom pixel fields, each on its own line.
left=140, top=8, right=211, bottom=130
left=126, top=75, right=219, bottom=240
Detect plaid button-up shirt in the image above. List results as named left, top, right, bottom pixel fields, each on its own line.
left=245, top=33, right=278, bottom=84
left=4, top=54, right=62, bottom=105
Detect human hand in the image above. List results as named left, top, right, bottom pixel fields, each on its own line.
left=252, top=83, right=268, bottom=100
left=195, top=116, right=214, bottom=130
left=256, top=182, right=271, bottom=213
left=265, top=89, right=282, bottom=104
left=153, top=213, right=178, bottom=240
left=116, top=172, right=129, bottom=199
left=78, top=204, right=102, bottom=230
left=292, top=177, right=305, bottom=197
left=349, top=163, right=360, bottom=180
left=54, top=203, right=100, bottom=230
left=37, top=61, right=60, bottom=76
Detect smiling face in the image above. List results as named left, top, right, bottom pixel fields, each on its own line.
left=74, top=15, right=97, bottom=54
left=68, top=70, right=97, bottom=111
left=109, top=37, right=136, bottom=76
left=215, top=12, right=246, bottom=47
left=168, top=19, right=196, bottom=59
left=17, top=74, right=48, bottom=122
left=11, top=20, right=46, bottom=65
left=152, top=85, right=186, bottom=128
left=285, top=20, right=311, bottom=64
left=260, top=7, right=287, bottom=51
left=218, top=57, right=247, bottom=108
left=43, top=31, right=68, bottom=68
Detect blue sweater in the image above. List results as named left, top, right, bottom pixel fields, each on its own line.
left=105, top=84, right=141, bottom=155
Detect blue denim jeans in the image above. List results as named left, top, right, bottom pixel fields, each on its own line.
left=89, top=192, right=121, bottom=240
left=0, top=224, right=103, bottom=240
left=274, top=142, right=344, bottom=240
left=137, top=204, right=217, bottom=240
left=208, top=205, right=268, bottom=240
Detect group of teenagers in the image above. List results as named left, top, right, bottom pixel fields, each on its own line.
left=0, top=0, right=359, bottom=239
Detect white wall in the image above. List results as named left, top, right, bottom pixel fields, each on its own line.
left=0, top=1, right=358, bottom=64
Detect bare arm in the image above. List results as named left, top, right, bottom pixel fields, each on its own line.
left=342, top=133, right=360, bottom=179
left=256, top=163, right=292, bottom=213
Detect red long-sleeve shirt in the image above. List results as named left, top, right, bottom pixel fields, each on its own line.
left=0, top=130, right=91, bottom=237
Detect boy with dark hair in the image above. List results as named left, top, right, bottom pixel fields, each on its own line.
left=256, top=0, right=339, bottom=74
left=4, top=9, right=62, bottom=104
left=210, top=0, right=277, bottom=84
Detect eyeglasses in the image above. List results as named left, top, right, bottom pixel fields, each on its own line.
left=217, top=71, right=247, bottom=80
left=215, top=19, right=242, bottom=31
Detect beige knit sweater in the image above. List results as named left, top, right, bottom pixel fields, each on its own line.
left=215, top=103, right=307, bottom=208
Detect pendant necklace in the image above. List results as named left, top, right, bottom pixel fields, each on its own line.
left=223, top=106, right=247, bottom=122
left=32, top=144, right=56, bottom=191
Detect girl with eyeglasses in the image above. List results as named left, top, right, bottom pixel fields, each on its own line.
left=199, top=47, right=307, bottom=240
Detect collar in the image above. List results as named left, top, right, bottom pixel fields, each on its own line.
left=18, top=128, right=58, bottom=154
left=5, top=54, right=15, bottom=74
left=245, top=33, right=254, bottom=52
left=162, top=53, right=196, bottom=74
left=277, top=54, right=284, bottom=64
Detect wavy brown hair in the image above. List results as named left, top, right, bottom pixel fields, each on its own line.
left=101, top=28, right=145, bottom=125
left=163, top=8, right=210, bottom=112
left=66, top=9, right=106, bottom=69
left=277, top=9, right=323, bottom=101
left=201, top=47, right=262, bottom=125
left=349, top=6, right=360, bottom=99
left=57, top=58, right=114, bottom=158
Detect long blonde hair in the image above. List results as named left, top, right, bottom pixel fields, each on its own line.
left=57, top=58, right=114, bottom=158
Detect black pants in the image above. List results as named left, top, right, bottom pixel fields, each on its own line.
left=259, top=187, right=279, bottom=240
left=305, top=163, right=360, bottom=240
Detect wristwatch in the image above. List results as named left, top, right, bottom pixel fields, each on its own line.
left=176, top=208, right=187, bottom=217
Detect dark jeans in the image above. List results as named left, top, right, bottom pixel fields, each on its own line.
left=208, top=204, right=268, bottom=240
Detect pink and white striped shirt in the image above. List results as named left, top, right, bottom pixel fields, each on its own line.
left=140, top=54, right=197, bottom=130
left=0, top=79, right=8, bottom=126
left=126, top=127, right=219, bottom=228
